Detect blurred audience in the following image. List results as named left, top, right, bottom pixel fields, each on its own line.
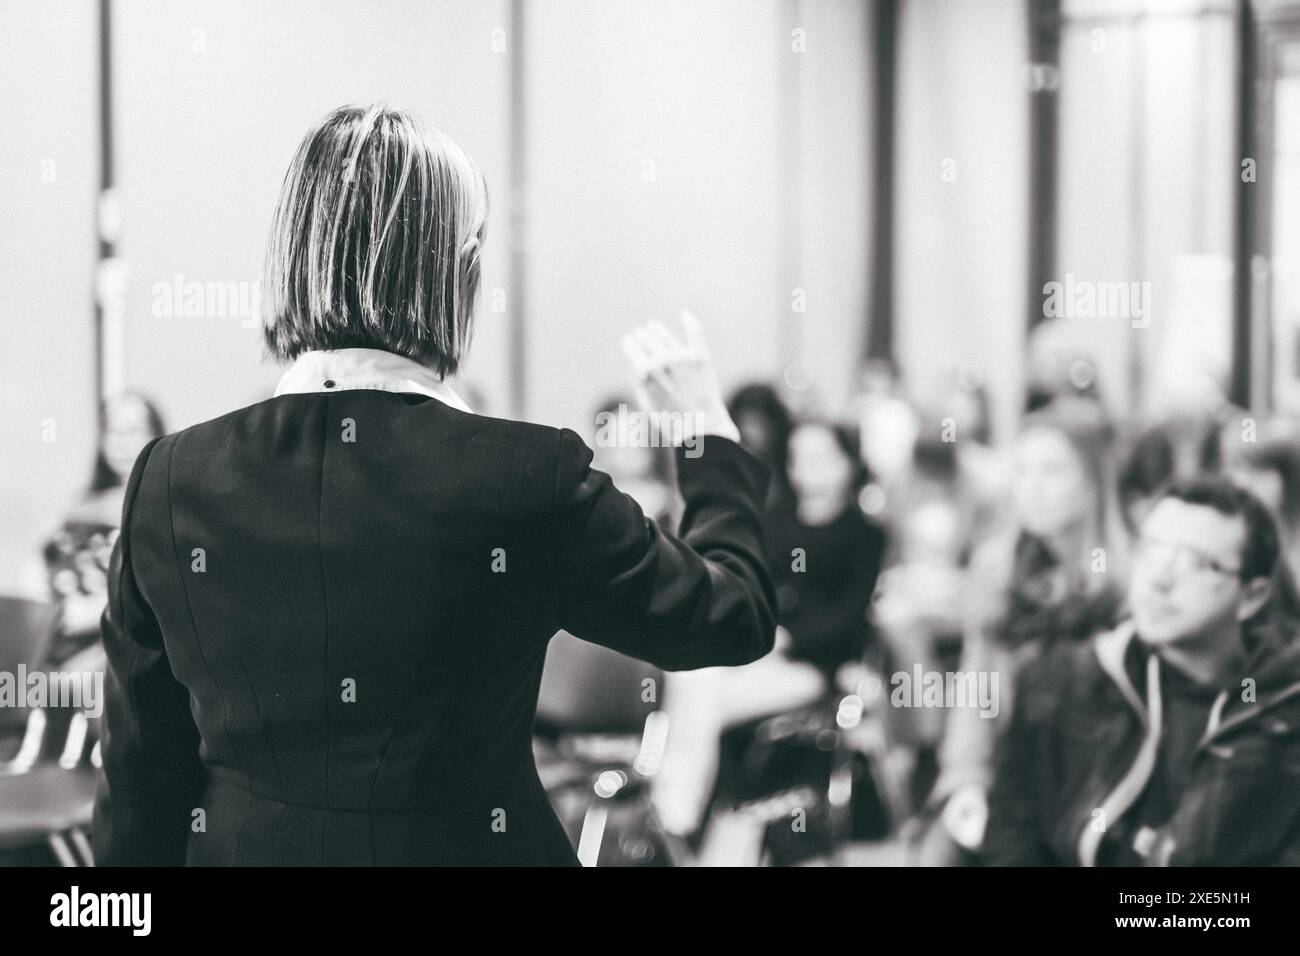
left=11, top=356, right=1300, bottom=869
left=653, top=406, right=888, bottom=849
left=921, top=401, right=1126, bottom=863
left=1227, top=435, right=1300, bottom=578
left=768, top=421, right=888, bottom=678
left=986, top=478, right=1300, bottom=865
left=23, top=391, right=164, bottom=669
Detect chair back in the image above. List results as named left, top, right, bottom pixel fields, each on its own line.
left=0, top=596, right=59, bottom=674
left=537, top=632, right=661, bottom=735
left=0, top=597, right=59, bottom=731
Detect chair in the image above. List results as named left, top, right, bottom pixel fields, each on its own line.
left=534, top=633, right=681, bottom=866
left=0, top=765, right=98, bottom=865
left=696, top=663, right=909, bottom=866
left=0, top=595, right=98, bottom=866
left=0, top=596, right=58, bottom=761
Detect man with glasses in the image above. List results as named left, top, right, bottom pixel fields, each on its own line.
left=984, top=478, right=1300, bottom=865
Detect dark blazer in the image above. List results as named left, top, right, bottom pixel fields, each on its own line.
left=93, top=390, right=775, bottom=865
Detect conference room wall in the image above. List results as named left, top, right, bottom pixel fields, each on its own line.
left=894, top=0, right=1030, bottom=444
left=518, top=0, right=870, bottom=436
left=0, top=0, right=100, bottom=594
left=1056, top=0, right=1236, bottom=420
left=108, top=0, right=872, bottom=436
left=0, top=0, right=873, bottom=591
left=110, top=0, right=514, bottom=425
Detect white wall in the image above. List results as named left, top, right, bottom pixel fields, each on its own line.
left=109, top=0, right=873, bottom=438
left=789, top=0, right=872, bottom=417
left=1, top=0, right=873, bottom=588
left=894, top=0, right=1030, bottom=442
left=889, top=0, right=1239, bottom=440
left=0, top=0, right=99, bottom=591
left=1057, top=0, right=1237, bottom=419
left=5, top=0, right=1244, bottom=596
left=522, top=0, right=871, bottom=432
left=111, top=0, right=514, bottom=425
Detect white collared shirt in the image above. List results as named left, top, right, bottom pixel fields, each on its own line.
left=273, top=348, right=471, bottom=412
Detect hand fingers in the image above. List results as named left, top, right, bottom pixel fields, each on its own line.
left=623, top=328, right=679, bottom=398
left=632, top=379, right=655, bottom=414
left=645, top=319, right=685, bottom=358
left=621, top=332, right=655, bottom=375
left=679, top=308, right=711, bottom=359
left=635, top=323, right=671, bottom=359
left=632, top=323, right=686, bottom=376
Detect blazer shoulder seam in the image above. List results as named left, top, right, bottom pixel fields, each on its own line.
left=548, top=427, right=570, bottom=626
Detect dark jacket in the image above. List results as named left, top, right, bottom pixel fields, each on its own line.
left=93, top=390, right=775, bottom=866
left=767, top=501, right=887, bottom=676
left=985, top=620, right=1300, bottom=866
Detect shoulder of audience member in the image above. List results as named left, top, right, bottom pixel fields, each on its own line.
left=1015, top=624, right=1123, bottom=719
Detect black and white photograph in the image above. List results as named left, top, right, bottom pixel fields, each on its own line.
left=0, top=0, right=1293, bottom=936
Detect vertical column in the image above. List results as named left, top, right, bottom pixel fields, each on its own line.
left=1027, top=0, right=1062, bottom=335
left=1232, top=0, right=1256, bottom=409
left=866, top=0, right=897, bottom=362
left=95, top=0, right=122, bottom=407
left=508, top=0, right=528, bottom=419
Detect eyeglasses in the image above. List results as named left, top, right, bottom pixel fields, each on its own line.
left=1134, top=538, right=1242, bottom=578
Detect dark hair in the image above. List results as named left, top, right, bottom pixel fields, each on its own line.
left=1118, top=420, right=1224, bottom=534
left=1118, top=427, right=1175, bottom=521
left=727, top=383, right=794, bottom=477
left=912, top=434, right=959, bottom=482
left=1157, top=478, right=1280, bottom=583
left=1238, top=439, right=1300, bottom=526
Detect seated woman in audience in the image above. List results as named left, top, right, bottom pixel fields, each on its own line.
left=919, top=402, right=1125, bottom=863
left=728, top=383, right=797, bottom=517
left=9, top=392, right=164, bottom=767
left=768, top=421, right=889, bottom=677
left=23, top=391, right=165, bottom=668
left=653, top=417, right=888, bottom=845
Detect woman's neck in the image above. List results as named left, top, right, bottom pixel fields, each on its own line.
left=798, top=490, right=848, bottom=527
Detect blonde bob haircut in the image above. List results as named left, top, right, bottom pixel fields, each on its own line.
left=262, top=104, right=489, bottom=377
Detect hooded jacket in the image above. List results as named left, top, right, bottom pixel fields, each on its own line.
left=984, top=618, right=1300, bottom=865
